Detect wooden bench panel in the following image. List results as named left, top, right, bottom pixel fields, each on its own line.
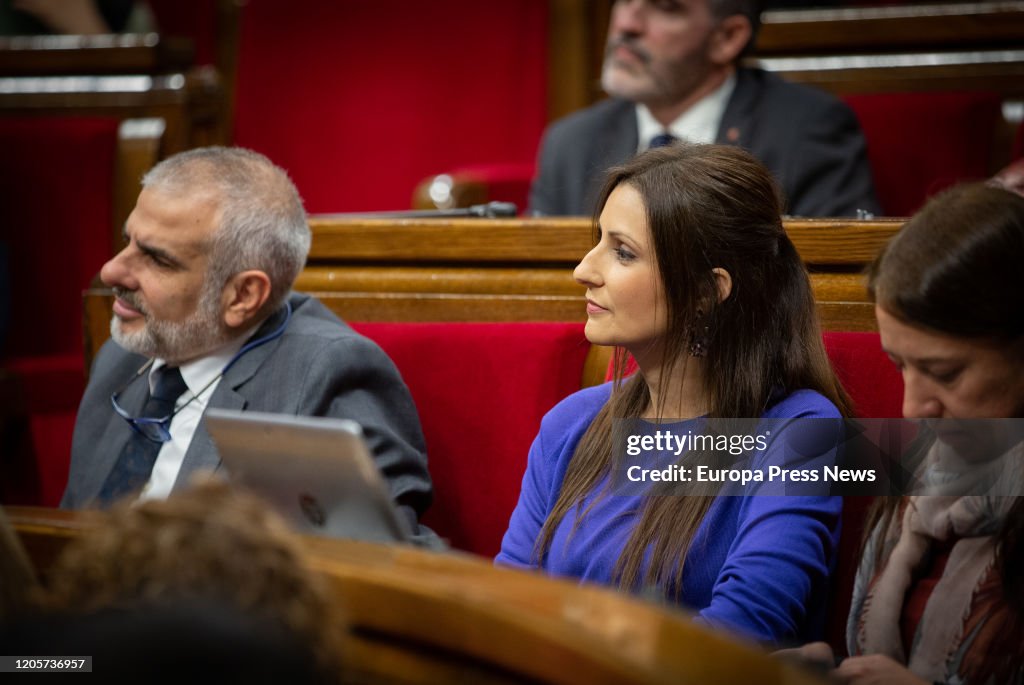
left=306, top=217, right=902, bottom=265
left=84, top=218, right=901, bottom=369
left=8, top=506, right=828, bottom=685
left=307, top=217, right=591, bottom=262
left=756, top=2, right=1024, bottom=56
left=0, top=34, right=193, bottom=76
left=297, top=266, right=579, bottom=296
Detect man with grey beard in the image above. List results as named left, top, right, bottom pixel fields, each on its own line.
left=529, top=0, right=879, bottom=217
left=62, top=147, right=435, bottom=538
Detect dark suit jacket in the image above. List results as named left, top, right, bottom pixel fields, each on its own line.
left=62, top=292, right=434, bottom=535
left=529, top=67, right=880, bottom=218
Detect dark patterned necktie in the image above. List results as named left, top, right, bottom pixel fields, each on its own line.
left=97, top=366, right=188, bottom=505
left=649, top=132, right=678, bottom=149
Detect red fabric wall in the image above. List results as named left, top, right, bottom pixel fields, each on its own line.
left=233, top=0, right=549, bottom=213
left=844, top=92, right=1004, bottom=216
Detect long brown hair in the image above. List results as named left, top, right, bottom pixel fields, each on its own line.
left=865, top=182, right=1024, bottom=682
left=536, top=143, right=850, bottom=595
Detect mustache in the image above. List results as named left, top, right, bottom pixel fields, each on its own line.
left=605, top=35, right=651, bottom=65
left=112, top=287, right=147, bottom=316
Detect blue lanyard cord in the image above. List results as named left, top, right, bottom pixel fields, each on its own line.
left=222, top=300, right=293, bottom=376
left=110, top=301, right=294, bottom=441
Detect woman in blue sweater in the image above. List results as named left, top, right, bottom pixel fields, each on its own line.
left=497, top=143, right=851, bottom=645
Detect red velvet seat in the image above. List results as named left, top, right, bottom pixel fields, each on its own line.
left=601, top=332, right=903, bottom=418
left=146, top=0, right=219, bottom=66
left=844, top=92, right=1004, bottom=216
left=233, top=1, right=548, bottom=213
left=822, top=331, right=903, bottom=419
left=351, top=322, right=591, bottom=556
left=0, top=117, right=118, bottom=506
left=820, top=331, right=902, bottom=653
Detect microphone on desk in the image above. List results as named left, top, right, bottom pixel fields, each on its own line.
left=466, top=202, right=517, bottom=218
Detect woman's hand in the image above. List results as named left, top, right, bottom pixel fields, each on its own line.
left=836, top=655, right=929, bottom=685
left=773, top=641, right=837, bottom=680
left=774, top=641, right=835, bottom=668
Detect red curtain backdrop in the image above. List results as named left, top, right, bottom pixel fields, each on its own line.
left=233, top=0, right=549, bottom=213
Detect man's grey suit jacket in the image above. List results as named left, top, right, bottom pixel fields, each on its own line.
left=529, top=67, right=881, bottom=218
left=62, top=292, right=433, bottom=533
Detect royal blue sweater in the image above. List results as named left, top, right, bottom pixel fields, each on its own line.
left=496, top=382, right=842, bottom=645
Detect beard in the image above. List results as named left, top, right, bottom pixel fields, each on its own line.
left=110, top=282, right=231, bottom=363
left=600, top=35, right=713, bottom=107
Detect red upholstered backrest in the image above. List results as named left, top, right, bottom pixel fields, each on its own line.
left=0, top=354, right=83, bottom=507
left=233, top=0, right=548, bottom=213
left=0, top=117, right=118, bottom=507
left=602, top=332, right=904, bottom=418
left=844, top=92, right=1004, bottom=216
left=147, top=0, right=219, bottom=66
left=822, top=331, right=903, bottom=419
left=821, top=331, right=903, bottom=653
left=0, top=117, right=118, bottom=360
left=350, top=322, right=590, bottom=556
left=826, top=493, right=874, bottom=656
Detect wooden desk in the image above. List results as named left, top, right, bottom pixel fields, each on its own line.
left=8, top=505, right=828, bottom=685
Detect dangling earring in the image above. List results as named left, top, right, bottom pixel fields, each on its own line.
left=689, top=310, right=710, bottom=358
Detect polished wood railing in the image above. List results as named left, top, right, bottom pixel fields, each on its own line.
left=8, top=506, right=828, bottom=685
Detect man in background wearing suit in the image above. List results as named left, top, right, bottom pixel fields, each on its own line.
left=529, top=0, right=880, bottom=217
left=63, top=147, right=434, bottom=537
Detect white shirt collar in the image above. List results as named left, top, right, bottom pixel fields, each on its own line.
left=149, top=324, right=261, bottom=406
left=636, top=72, right=737, bottom=151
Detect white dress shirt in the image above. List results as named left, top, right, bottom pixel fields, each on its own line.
left=138, top=328, right=257, bottom=501
left=636, top=73, right=737, bottom=151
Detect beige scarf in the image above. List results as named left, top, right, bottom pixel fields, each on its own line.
left=852, top=439, right=1020, bottom=682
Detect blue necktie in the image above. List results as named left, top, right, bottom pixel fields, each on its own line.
left=98, top=366, right=188, bottom=504
left=649, top=132, right=678, bottom=149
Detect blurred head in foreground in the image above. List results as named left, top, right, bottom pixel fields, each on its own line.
left=39, top=480, right=345, bottom=682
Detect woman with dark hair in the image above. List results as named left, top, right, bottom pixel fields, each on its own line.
left=498, top=143, right=851, bottom=645
left=789, top=183, right=1024, bottom=684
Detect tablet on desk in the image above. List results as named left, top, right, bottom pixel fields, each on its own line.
left=204, top=408, right=413, bottom=544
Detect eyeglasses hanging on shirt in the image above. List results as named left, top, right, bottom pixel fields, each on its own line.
left=109, top=302, right=293, bottom=444
left=648, top=132, right=678, bottom=149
